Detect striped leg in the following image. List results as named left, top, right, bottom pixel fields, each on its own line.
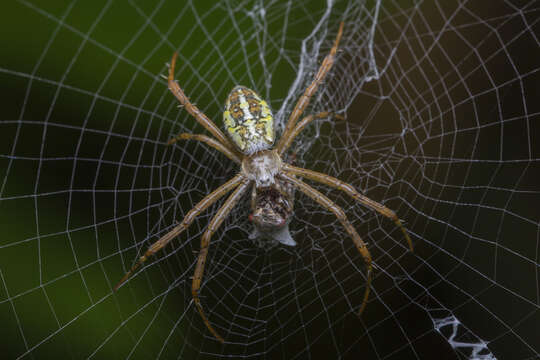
left=114, top=174, right=246, bottom=291
left=280, top=172, right=373, bottom=315
left=191, top=179, right=250, bottom=343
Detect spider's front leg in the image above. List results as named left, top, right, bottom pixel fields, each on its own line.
left=282, top=164, right=413, bottom=251
left=114, top=174, right=245, bottom=292
left=192, top=179, right=250, bottom=343
left=280, top=173, right=373, bottom=315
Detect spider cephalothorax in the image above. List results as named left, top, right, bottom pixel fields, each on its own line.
left=114, top=22, right=413, bottom=343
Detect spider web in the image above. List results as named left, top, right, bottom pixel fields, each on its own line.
left=0, top=0, right=538, bottom=359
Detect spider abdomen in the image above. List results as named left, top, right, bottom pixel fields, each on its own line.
left=223, top=86, right=274, bottom=154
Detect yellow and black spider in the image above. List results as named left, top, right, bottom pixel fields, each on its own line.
left=114, top=22, right=413, bottom=343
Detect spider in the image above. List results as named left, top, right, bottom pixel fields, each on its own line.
left=114, top=22, right=413, bottom=343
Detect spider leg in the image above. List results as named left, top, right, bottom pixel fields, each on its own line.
left=168, top=52, right=241, bottom=156
left=276, top=22, right=344, bottom=152
left=283, top=164, right=413, bottom=251
left=192, top=179, right=250, bottom=343
left=114, top=173, right=246, bottom=292
left=168, top=133, right=242, bottom=164
left=277, top=112, right=344, bottom=155
left=280, top=172, right=372, bottom=315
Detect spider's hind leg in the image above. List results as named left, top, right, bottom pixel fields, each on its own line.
left=168, top=133, right=242, bottom=164
left=167, top=52, right=240, bottom=156
left=278, top=111, right=344, bottom=155
left=276, top=22, right=344, bottom=153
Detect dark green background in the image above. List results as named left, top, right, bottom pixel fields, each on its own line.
left=1, top=1, right=538, bottom=359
